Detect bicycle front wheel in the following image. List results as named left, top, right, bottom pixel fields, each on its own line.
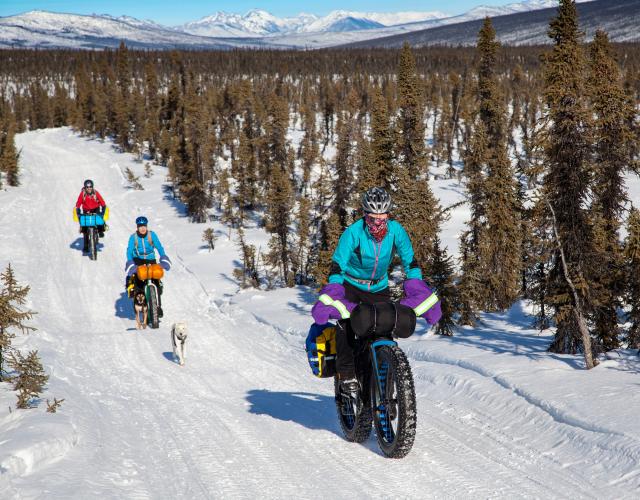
left=88, top=228, right=97, bottom=261
left=146, top=284, right=160, bottom=329
left=371, top=345, right=417, bottom=458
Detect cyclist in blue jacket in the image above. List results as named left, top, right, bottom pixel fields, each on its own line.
left=124, top=216, right=172, bottom=316
left=312, top=187, right=441, bottom=394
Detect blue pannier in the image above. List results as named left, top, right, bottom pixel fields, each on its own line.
left=305, top=323, right=337, bottom=378
left=79, top=214, right=104, bottom=227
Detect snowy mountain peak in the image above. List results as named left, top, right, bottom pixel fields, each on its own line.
left=178, top=8, right=449, bottom=37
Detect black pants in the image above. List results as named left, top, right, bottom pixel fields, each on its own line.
left=335, top=282, right=390, bottom=379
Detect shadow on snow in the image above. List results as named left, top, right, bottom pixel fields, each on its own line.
left=245, top=389, right=341, bottom=436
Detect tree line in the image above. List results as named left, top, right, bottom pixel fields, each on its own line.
left=0, top=0, right=639, bottom=360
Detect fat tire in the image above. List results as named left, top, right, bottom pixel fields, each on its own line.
left=147, top=286, right=160, bottom=329
left=371, top=345, right=417, bottom=458
left=334, top=376, right=372, bottom=443
left=88, top=228, right=97, bottom=261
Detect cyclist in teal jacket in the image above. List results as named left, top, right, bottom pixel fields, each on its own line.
left=312, top=187, right=441, bottom=394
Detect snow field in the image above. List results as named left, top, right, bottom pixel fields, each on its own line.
left=0, top=128, right=640, bottom=498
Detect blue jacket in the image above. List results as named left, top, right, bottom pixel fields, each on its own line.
left=126, top=231, right=166, bottom=261
left=329, top=218, right=422, bottom=293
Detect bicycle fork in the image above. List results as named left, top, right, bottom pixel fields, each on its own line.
left=371, top=340, right=396, bottom=442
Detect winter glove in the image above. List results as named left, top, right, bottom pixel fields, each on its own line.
left=311, top=283, right=357, bottom=324
left=125, top=260, right=138, bottom=277
left=400, top=278, right=442, bottom=325
left=160, top=255, right=172, bottom=271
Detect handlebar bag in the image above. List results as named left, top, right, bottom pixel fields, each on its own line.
left=350, top=302, right=416, bottom=339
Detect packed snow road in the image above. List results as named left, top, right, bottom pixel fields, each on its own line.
left=1, top=128, right=640, bottom=499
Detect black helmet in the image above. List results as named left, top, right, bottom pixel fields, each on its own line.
left=136, top=216, right=148, bottom=227
left=84, top=179, right=94, bottom=189
left=362, top=187, right=392, bottom=214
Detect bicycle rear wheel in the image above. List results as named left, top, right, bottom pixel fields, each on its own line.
left=371, top=345, right=416, bottom=458
left=334, top=376, right=372, bottom=443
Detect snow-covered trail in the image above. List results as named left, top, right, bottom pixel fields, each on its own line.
left=1, top=128, right=640, bottom=499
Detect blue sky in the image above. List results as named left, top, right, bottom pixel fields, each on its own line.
left=0, top=0, right=525, bottom=25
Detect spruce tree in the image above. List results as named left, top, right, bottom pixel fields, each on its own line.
left=458, top=121, right=489, bottom=324
left=0, top=264, right=35, bottom=378
left=587, top=30, right=637, bottom=351
left=1, top=116, right=19, bottom=187
left=396, top=43, right=427, bottom=177
left=394, top=165, right=442, bottom=277
left=314, top=212, right=342, bottom=287
left=365, top=86, right=394, bottom=190
left=8, top=349, right=48, bottom=409
left=542, top=0, right=595, bottom=355
left=475, top=17, right=522, bottom=311
left=429, top=236, right=457, bottom=336
left=333, top=113, right=353, bottom=229
left=625, top=207, right=640, bottom=349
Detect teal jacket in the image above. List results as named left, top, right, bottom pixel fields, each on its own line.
left=328, top=218, right=422, bottom=293
left=126, top=231, right=166, bottom=261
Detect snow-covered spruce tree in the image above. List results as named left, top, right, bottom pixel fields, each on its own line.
left=396, top=43, right=427, bottom=177
left=475, top=17, right=522, bottom=312
left=587, top=30, right=638, bottom=351
left=625, top=207, right=640, bottom=349
left=541, top=0, right=596, bottom=355
left=0, top=264, right=36, bottom=379
left=8, top=349, right=48, bottom=409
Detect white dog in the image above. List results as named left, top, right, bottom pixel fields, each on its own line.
left=171, top=322, right=188, bottom=366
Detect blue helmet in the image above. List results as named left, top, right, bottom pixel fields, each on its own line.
left=136, top=216, right=148, bottom=227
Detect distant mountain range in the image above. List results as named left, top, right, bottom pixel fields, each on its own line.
left=0, top=0, right=634, bottom=50
left=345, top=0, right=639, bottom=48
left=176, top=10, right=448, bottom=38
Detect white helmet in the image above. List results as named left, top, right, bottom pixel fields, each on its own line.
left=362, top=187, right=392, bottom=214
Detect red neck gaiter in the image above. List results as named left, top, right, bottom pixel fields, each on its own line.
left=365, top=215, right=388, bottom=242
